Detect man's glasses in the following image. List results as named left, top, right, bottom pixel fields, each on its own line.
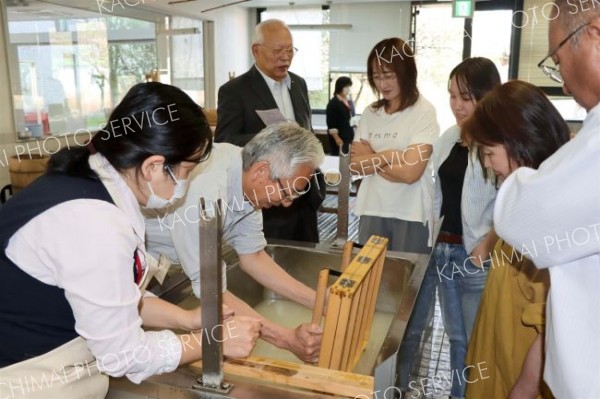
left=537, top=22, right=590, bottom=84
left=258, top=44, right=298, bottom=58
left=276, top=178, right=308, bottom=201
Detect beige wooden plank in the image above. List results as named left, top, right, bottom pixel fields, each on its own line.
left=191, top=357, right=374, bottom=398
left=318, top=290, right=342, bottom=368
left=361, top=249, right=386, bottom=349
left=329, top=294, right=353, bottom=370
left=350, top=271, right=370, bottom=371
left=311, top=268, right=330, bottom=325
left=340, top=287, right=363, bottom=371
left=341, top=241, right=354, bottom=272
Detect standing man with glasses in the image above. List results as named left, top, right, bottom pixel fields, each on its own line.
left=215, top=19, right=325, bottom=244
left=493, top=2, right=600, bottom=397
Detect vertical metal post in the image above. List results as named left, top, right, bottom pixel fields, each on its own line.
left=194, top=198, right=232, bottom=393
left=202, top=21, right=216, bottom=109
left=335, top=148, right=351, bottom=247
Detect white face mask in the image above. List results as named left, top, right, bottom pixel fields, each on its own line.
left=145, top=165, right=190, bottom=209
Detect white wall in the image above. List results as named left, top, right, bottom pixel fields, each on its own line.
left=211, top=6, right=254, bottom=95
left=330, top=2, right=412, bottom=72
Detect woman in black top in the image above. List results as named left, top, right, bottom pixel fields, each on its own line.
left=326, top=76, right=355, bottom=155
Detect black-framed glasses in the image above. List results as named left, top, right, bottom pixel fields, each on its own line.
left=276, top=178, right=308, bottom=201
left=258, top=44, right=298, bottom=58
left=537, top=22, right=590, bottom=83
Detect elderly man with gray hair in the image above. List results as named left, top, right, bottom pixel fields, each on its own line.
left=145, top=122, right=325, bottom=363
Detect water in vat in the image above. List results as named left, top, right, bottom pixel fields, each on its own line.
left=251, top=299, right=394, bottom=371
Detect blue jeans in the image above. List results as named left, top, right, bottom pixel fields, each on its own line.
left=398, top=247, right=439, bottom=391
left=437, top=243, right=488, bottom=397
left=398, top=242, right=488, bottom=398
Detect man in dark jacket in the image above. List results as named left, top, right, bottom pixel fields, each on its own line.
left=214, top=19, right=325, bottom=243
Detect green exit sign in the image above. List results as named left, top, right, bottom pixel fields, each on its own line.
left=453, top=0, right=474, bottom=18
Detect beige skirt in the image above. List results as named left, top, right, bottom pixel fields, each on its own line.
left=0, top=337, right=108, bottom=399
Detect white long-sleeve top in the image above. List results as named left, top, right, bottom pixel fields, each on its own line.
left=5, top=153, right=182, bottom=383
left=494, top=104, right=600, bottom=398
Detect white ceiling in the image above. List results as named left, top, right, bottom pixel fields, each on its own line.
left=208, top=0, right=414, bottom=8
left=158, top=0, right=415, bottom=20
left=158, top=0, right=417, bottom=15
left=8, top=0, right=419, bottom=22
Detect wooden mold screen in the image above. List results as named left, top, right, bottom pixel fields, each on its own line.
left=316, top=235, right=388, bottom=372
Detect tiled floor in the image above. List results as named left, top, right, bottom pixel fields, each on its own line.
left=318, top=194, right=451, bottom=399
left=405, top=293, right=452, bottom=399
left=317, top=193, right=359, bottom=243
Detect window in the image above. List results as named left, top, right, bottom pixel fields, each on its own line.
left=471, top=10, right=513, bottom=82
left=413, top=2, right=514, bottom=131
left=4, top=1, right=205, bottom=140
left=328, top=2, right=412, bottom=115
left=518, top=0, right=562, bottom=87
left=261, top=7, right=329, bottom=109
left=261, top=3, right=412, bottom=115
left=517, top=0, right=585, bottom=121
left=327, top=72, right=376, bottom=119
left=169, top=16, right=205, bottom=107
left=414, top=3, right=465, bottom=132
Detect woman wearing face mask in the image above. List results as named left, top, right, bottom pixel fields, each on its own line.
left=463, top=80, right=569, bottom=399
left=399, top=58, right=500, bottom=399
left=326, top=76, right=355, bottom=155
left=0, top=82, right=261, bottom=399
